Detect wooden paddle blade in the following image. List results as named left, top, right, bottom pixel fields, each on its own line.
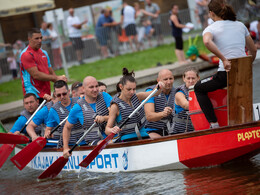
left=0, top=144, right=15, bottom=168
left=0, top=133, right=29, bottom=144
left=79, top=133, right=115, bottom=168
left=38, top=156, right=68, bottom=179
left=10, top=137, right=47, bottom=170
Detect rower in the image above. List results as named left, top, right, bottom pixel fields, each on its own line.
left=45, top=80, right=82, bottom=148
left=106, top=68, right=163, bottom=142
left=144, top=69, right=175, bottom=138
left=172, top=67, right=200, bottom=134
left=9, top=93, right=43, bottom=136
left=71, top=81, right=84, bottom=98
left=26, top=93, right=58, bottom=141
left=63, top=76, right=112, bottom=158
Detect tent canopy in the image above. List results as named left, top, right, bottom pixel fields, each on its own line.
left=0, top=0, right=55, bottom=17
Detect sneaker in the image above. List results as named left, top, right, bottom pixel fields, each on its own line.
left=210, top=122, right=219, bottom=129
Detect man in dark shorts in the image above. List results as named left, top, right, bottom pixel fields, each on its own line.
left=121, top=2, right=139, bottom=51
left=67, top=8, right=88, bottom=65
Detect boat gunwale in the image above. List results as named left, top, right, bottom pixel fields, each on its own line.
left=15, top=120, right=260, bottom=152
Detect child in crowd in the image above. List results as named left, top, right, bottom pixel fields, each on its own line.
left=7, top=51, right=17, bottom=79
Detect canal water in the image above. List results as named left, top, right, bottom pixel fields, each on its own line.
left=1, top=60, right=260, bottom=194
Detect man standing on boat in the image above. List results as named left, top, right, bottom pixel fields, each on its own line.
left=9, top=93, right=43, bottom=136
left=144, top=69, right=175, bottom=138
left=20, top=28, right=67, bottom=103
left=63, top=76, right=112, bottom=158
left=44, top=80, right=83, bottom=148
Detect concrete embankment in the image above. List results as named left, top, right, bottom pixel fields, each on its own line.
left=0, top=59, right=215, bottom=122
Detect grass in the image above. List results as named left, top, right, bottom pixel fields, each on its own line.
left=0, top=36, right=209, bottom=104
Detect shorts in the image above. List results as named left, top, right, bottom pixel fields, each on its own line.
left=152, top=23, right=162, bottom=36
left=97, top=34, right=108, bottom=46
left=70, top=37, right=84, bottom=50
left=146, top=129, right=169, bottom=136
left=125, top=24, right=137, bottom=36
left=11, top=69, right=17, bottom=78
left=145, top=25, right=152, bottom=35
left=174, top=36, right=183, bottom=50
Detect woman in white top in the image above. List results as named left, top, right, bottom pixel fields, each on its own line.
left=194, top=0, right=257, bottom=128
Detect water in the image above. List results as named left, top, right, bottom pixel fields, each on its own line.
left=1, top=60, right=260, bottom=194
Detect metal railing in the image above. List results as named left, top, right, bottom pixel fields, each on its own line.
left=0, top=9, right=193, bottom=82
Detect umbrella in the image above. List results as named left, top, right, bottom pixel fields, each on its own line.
left=0, top=0, right=55, bottom=17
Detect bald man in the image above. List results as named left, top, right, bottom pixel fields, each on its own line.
left=144, top=69, right=175, bottom=139
left=63, top=76, right=112, bottom=158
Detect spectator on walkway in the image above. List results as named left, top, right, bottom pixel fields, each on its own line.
left=7, top=50, right=17, bottom=79
left=20, top=28, right=67, bottom=103
left=67, top=8, right=88, bottom=65
left=145, top=0, right=163, bottom=46
left=47, top=23, right=62, bottom=70
left=96, top=9, right=120, bottom=58
left=134, top=2, right=156, bottom=49
left=108, top=9, right=120, bottom=56
left=40, top=21, right=52, bottom=58
left=170, top=4, right=192, bottom=64
left=0, top=42, right=11, bottom=79
left=13, top=40, right=25, bottom=69
left=250, top=19, right=260, bottom=49
left=195, top=0, right=209, bottom=29
left=121, top=2, right=139, bottom=52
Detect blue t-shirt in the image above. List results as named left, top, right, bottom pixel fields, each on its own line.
left=96, top=14, right=114, bottom=28
left=145, top=88, right=170, bottom=131
left=46, top=99, right=73, bottom=128
left=10, top=116, right=27, bottom=134
left=68, top=92, right=112, bottom=125
left=32, top=105, right=49, bottom=126
left=175, top=90, right=185, bottom=114
left=40, top=29, right=51, bottom=44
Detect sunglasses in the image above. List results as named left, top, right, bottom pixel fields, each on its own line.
left=72, top=82, right=82, bottom=90
left=56, top=92, right=68, bottom=97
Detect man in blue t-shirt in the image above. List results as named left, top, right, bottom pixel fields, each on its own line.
left=63, top=76, right=112, bottom=158
left=95, top=9, right=120, bottom=58
left=144, top=69, right=175, bottom=139
left=44, top=80, right=82, bottom=148
left=10, top=93, right=40, bottom=135
left=26, top=94, right=57, bottom=141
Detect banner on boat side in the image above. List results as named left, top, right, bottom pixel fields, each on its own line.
left=29, top=149, right=128, bottom=172
left=24, top=139, right=185, bottom=172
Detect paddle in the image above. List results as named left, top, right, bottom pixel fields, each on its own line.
left=79, top=85, right=160, bottom=168
left=11, top=116, right=68, bottom=171
left=0, top=132, right=29, bottom=144
left=38, top=122, right=97, bottom=179
left=0, top=100, right=46, bottom=169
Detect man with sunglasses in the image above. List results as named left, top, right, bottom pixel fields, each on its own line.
left=71, top=81, right=84, bottom=98
left=45, top=80, right=83, bottom=148
left=63, top=76, right=112, bottom=158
